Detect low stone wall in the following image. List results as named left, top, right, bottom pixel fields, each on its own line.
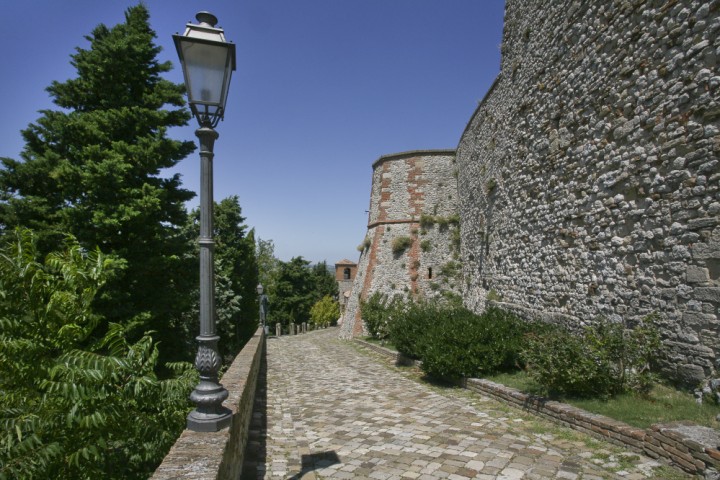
left=152, top=328, right=265, bottom=480
left=354, top=338, right=720, bottom=478
left=466, top=379, right=720, bottom=478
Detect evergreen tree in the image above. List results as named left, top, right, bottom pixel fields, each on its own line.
left=270, top=257, right=317, bottom=326
left=184, top=196, right=259, bottom=358
left=312, top=261, right=339, bottom=300
left=0, top=5, right=196, bottom=362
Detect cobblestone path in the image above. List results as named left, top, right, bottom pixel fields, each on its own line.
left=242, top=328, right=686, bottom=480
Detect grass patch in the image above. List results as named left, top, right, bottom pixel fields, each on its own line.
left=485, top=370, right=720, bottom=429
left=361, top=336, right=397, bottom=351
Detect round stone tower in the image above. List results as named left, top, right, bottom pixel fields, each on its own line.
left=340, top=150, right=460, bottom=338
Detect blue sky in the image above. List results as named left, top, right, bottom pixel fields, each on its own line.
left=0, top=1, right=505, bottom=264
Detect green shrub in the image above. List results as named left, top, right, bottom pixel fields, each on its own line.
left=391, top=236, right=413, bottom=254
left=386, top=301, right=433, bottom=360
left=310, top=295, right=340, bottom=327
left=360, top=292, right=392, bottom=339
left=419, top=306, right=530, bottom=380
left=521, top=315, right=660, bottom=398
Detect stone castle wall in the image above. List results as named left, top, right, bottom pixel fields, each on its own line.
left=339, top=150, right=461, bottom=338
left=457, top=0, right=720, bottom=384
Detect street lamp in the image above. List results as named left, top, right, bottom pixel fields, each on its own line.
left=174, top=11, right=236, bottom=432
left=257, top=284, right=268, bottom=334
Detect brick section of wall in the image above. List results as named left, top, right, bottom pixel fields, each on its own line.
left=354, top=338, right=720, bottom=478
left=152, top=328, right=265, bottom=480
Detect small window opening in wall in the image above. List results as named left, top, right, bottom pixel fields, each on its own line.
left=428, top=267, right=433, bottom=279
left=343, top=267, right=351, bottom=280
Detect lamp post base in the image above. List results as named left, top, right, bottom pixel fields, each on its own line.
left=187, top=335, right=232, bottom=432
left=187, top=407, right=233, bottom=432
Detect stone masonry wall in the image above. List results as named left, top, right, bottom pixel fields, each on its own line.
left=457, top=0, right=720, bottom=385
left=339, top=150, right=460, bottom=338
left=152, top=328, right=264, bottom=480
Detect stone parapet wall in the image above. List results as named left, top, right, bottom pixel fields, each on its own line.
left=457, top=0, right=720, bottom=384
left=340, top=150, right=460, bottom=338
left=152, top=328, right=265, bottom=480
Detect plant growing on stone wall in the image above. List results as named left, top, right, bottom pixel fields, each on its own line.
left=450, top=227, right=461, bottom=257
left=420, top=214, right=435, bottom=229
left=439, top=261, right=461, bottom=278
left=420, top=240, right=432, bottom=252
left=486, top=289, right=503, bottom=302
left=357, top=236, right=371, bottom=252
left=485, top=178, right=497, bottom=194
left=391, top=236, right=413, bottom=255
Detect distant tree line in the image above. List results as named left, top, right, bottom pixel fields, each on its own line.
left=256, top=239, right=338, bottom=329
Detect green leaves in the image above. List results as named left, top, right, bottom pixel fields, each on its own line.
left=521, top=316, right=661, bottom=398
left=0, top=229, right=194, bottom=480
left=0, top=3, right=196, bottom=366
left=310, top=296, right=340, bottom=328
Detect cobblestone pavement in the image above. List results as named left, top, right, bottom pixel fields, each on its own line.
left=242, top=328, right=688, bottom=480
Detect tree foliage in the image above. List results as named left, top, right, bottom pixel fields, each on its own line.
left=0, top=4, right=196, bottom=363
left=266, top=257, right=338, bottom=326
left=184, top=196, right=259, bottom=359
left=0, top=229, right=194, bottom=480
left=310, top=296, right=340, bottom=328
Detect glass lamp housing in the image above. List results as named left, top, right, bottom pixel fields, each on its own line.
left=173, top=13, right=236, bottom=127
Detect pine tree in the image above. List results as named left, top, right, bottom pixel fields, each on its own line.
left=0, top=5, right=196, bottom=362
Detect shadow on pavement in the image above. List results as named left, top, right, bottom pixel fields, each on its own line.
left=288, top=451, right=341, bottom=480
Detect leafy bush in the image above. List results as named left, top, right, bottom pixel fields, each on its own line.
left=419, top=306, right=530, bottom=380
left=385, top=302, right=530, bottom=379
left=0, top=228, right=194, bottom=479
left=521, top=316, right=660, bottom=398
left=310, top=295, right=340, bottom=327
left=386, top=301, right=434, bottom=360
left=361, top=292, right=391, bottom=339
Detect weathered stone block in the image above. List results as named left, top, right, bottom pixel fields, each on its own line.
left=677, top=364, right=707, bottom=387
left=695, top=287, right=720, bottom=303
left=687, top=266, right=711, bottom=284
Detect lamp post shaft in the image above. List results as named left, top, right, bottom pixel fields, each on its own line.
left=187, top=125, right=232, bottom=432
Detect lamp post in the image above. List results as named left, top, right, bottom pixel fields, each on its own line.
left=257, top=284, right=268, bottom=334
left=174, top=11, right=236, bottom=432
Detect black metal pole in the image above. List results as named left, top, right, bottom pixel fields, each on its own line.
left=187, top=125, right=232, bottom=432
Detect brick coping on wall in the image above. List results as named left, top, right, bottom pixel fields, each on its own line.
left=371, top=149, right=456, bottom=169
left=152, top=328, right=265, bottom=480
left=353, top=339, right=720, bottom=477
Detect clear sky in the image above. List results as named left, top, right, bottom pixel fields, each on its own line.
left=0, top=1, right=505, bottom=264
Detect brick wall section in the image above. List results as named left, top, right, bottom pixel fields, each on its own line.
left=339, top=150, right=459, bottom=339
left=354, top=338, right=720, bottom=477
left=151, top=328, right=265, bottom=480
